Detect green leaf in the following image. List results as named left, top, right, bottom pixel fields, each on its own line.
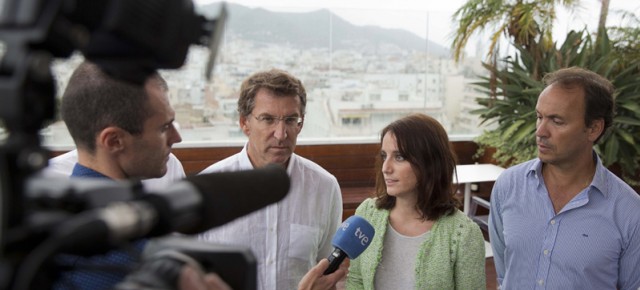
left=619, top=102, right=640, bottom=115
left=503, top=119, right=525, bottom=139
left=603, top=136, right=619, bottom=167
left=617, top=130, right=636, bottom=146
left=512, top=120, right=536, bottom=143
left=615, top=116, right=640, bottom=126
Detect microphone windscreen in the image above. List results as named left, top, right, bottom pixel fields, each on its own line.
left=332, top=215, right=375, bottom=259
left=185, top=164, right=290, bottom=232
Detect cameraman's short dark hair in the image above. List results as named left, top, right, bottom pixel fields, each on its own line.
left=61, top=61, right=167, bottom=153
left=542, top=66, right=615, bottom=143
left=237, top=69, right=307, bottom=117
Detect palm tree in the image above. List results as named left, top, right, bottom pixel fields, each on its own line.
left=608, top=9, right=640, bottom=61
left=450, top=0, right=581, bottom=62
left=598, top=0, right=610, bottom=35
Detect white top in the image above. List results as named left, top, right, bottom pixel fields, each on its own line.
left=197, top=144, right=343, bottom=290
left=41, top=149, right=186, bottom=192
left=374, top=224, right=430, bottom=290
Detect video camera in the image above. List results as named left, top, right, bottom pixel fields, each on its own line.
left=0, top=1, right=284, bottom=289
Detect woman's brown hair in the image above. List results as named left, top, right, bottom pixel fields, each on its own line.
left=374, top=113, right=460, bottom=220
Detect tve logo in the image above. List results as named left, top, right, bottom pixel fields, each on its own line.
left=324, top=216, right=376, bottom=274
left=340, top=221, right=350, bottom=231
left=354, top=227, right=370, bottom=246
left=330, top=215, right=375, bottom=260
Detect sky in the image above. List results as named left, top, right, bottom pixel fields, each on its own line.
left=194, top=0, right=640, bottom=58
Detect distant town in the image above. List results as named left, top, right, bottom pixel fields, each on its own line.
left=38, top=3, right=494, bottom=148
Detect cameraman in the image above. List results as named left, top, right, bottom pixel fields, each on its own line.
left=53, top=61, right=182, bottom=290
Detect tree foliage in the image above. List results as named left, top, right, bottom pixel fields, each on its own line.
left=473, top=29, right=640, bottom=184
left=451, top=0, right=581, bottom=62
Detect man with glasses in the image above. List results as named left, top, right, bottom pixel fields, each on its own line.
left=198, top=69, right=344, bottom=290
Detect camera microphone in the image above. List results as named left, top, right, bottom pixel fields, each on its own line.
left=52, top=164, right=290, bottom=255
left=323, top=215, right=375, bottom=275
left=111, top=163, right=290, bottom=238
left=14, top=164, right=290, bottom=290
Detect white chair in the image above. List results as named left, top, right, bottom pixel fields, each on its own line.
left=468, top=195, right=490, bottom=233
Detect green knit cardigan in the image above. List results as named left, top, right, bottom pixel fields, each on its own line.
left=345, top=198, right=486, bottom=290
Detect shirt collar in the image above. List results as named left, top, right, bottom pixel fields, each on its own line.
left=240, top=142, right=296, bottom=174
left=590, top=152, right=608, bottom=197
left=525, top=151, right=607, bottom=197
left=71, top=163, right=111, bottom=179
left=525, top=158, right=543, bottom=183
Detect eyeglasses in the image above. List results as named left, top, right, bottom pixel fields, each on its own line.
left=250, top=114, right=303, bottom=128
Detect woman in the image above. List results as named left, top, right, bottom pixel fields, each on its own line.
left=345, top=113, right=485, bottom=290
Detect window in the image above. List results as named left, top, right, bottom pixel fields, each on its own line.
left=34, top=2, right=496, bottom=148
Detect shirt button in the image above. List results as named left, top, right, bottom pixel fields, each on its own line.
left=538, top=279, right=544, bottom=285
left=543, top=249, right=549, bottom=255
left=550, top=220, right=556, bottom=225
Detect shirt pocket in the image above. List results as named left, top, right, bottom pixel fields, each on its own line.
left=288, top=224, right=321, bottom=261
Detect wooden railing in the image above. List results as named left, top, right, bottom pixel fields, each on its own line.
left=170, top=141, right=482, bottom=220
left=50, top=142, right=640, bottom=221
left=51, top=141, right=486, bottom=220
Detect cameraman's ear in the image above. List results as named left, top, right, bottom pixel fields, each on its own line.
left=98, top=127, right=126, bottom=153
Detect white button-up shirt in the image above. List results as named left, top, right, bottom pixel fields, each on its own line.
left=198, top=144, right=343, bottom=290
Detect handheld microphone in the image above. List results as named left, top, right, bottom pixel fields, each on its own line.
left=323, top=215, right=375, bottom=275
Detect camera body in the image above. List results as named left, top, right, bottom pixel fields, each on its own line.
left=0, top=1, right=233, bottom=289
left=117, top=237, right=256, bottom=290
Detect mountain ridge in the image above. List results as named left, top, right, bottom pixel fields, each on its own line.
left=197, top=3, right=450, bottom=57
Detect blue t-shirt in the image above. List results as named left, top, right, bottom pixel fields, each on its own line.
left=53, top=163, right=146, bottom=290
